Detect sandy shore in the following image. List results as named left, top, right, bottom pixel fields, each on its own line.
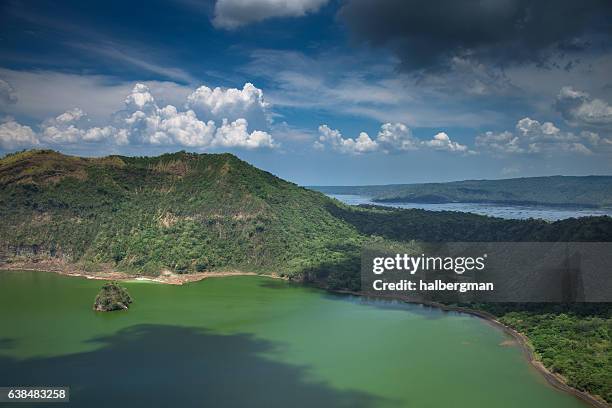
left=0, top=260, right=285, bottom=285
left=0, top=262, right=608, bottom=407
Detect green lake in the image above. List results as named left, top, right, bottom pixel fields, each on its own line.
left=0, top=270, right=589, bottom=408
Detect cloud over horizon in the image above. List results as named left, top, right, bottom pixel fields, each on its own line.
left=315, top=123, right=470, bottom=154
left=0, top=83, right=278, bottom=151
left=556, top=86, right=612, bottom=129
left=0, top=119, right=39, bottom=150
left=476, top=117, right=609, bottom=155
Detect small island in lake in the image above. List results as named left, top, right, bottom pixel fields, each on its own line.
left=93, top=282, right=133, bottom=312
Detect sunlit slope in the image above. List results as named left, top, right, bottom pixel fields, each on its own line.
left=0, top=150, right=362, bottom=279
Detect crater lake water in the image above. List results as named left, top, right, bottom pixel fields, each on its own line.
left=328, top=194, right=612, bottom=221
left=0, top=271, right=589, bottom=408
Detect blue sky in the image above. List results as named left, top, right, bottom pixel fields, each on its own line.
left=0, top=0, right=611, bottom=185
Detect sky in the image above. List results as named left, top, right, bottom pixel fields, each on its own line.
left=0, top=0, right=611, bottom=185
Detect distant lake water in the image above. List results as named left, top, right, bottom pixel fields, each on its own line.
left=328, top=194, right=612, bottom=221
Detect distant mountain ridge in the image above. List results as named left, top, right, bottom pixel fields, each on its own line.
left=311, top=175, right=612, bottom=208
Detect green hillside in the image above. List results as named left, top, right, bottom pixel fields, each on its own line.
left=312, top=176, right=612, bottom=208
left=0, top=149, right=363, bottom=281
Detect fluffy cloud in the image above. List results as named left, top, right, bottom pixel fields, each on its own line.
left=0, top=119, right=39, bottom=149
left=315, top=123, right=468, bottom=154
left=318, top=118, right=605, bottom=156
left=125, top=83, right=157, bottom=111
left=422, top=132, right=469, bottom=152
left=118, top=85, right=216, bottom=147
left=41, top=122, right=122, bottom=145
left=186, top=83, right=269, bottom=129
left=315, top=125, right=378, bottom=154
left=55, top=108, right=86, bottom=124
left=476, top=117, right=603, bottom=155
left=42, top=108, right=87, bottom=143
left=213, top=0, right=329, bottom=29
left=119, top=84, right=275, bottom=149
left=0, top=83, right=277, bottom=151
left=376, top=122, right=420, bottom=152
left=125, top=105, right=217, bottom=147
left=40, top=108, right=123, bottom=145
left=555, top=87, right=612, bottom=129
left=214, top=118, right=277, bottom=149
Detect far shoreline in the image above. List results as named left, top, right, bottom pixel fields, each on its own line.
left=0, top=263, right=608, bottom=408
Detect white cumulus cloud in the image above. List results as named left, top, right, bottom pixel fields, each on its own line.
left=0, top=82, right=277, bottom=152
left=422, top=132, right=469, bottom=152
left=124, top=83, right=157, bottom=111
left=118, top=92, right=216, bottom=147
left=316, top=123, right=469, bottom=154
left=316, top=125, right=378, bottom=154
left=214, top=118, right=277, bottom=149
left=186, top=82, right=269, bottom=129
left=41, top=108, right=122, bottom=145
left=476, top=117, right=603, bottom=155
left=0, top=119, right=39, bottom=149
left=119, top=84, right=275, bottom=149
left=376, top=122, right=420, bottom=152
left=213, top=0, right=329, bottom=29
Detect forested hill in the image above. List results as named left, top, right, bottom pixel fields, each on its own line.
left=312, top=175, right=612, bottom=208
left=0, top=149, right=365, bottom=279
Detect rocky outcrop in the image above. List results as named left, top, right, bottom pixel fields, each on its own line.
left=93, top=282, right=133, bottom=312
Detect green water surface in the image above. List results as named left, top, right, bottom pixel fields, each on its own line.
left=0, top=271, right=589, bottom=408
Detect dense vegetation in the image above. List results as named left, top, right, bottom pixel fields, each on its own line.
left=93, top=281, right=132, bottom=311
left=0, top=149, right=362, bottom=279
left=0, top=149, right=610, bottom=402
left=480, top=303, right=611, bottom=403
left=327, top=204, right=612, bottom=243
left=312, top=176, right=612, bottom=208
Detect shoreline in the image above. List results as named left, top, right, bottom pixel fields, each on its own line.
left=0, top=264, right=608, bottom=408
left=371, top=198, right=606, bottom=210
left=0, top=261, right=285, bottom=285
